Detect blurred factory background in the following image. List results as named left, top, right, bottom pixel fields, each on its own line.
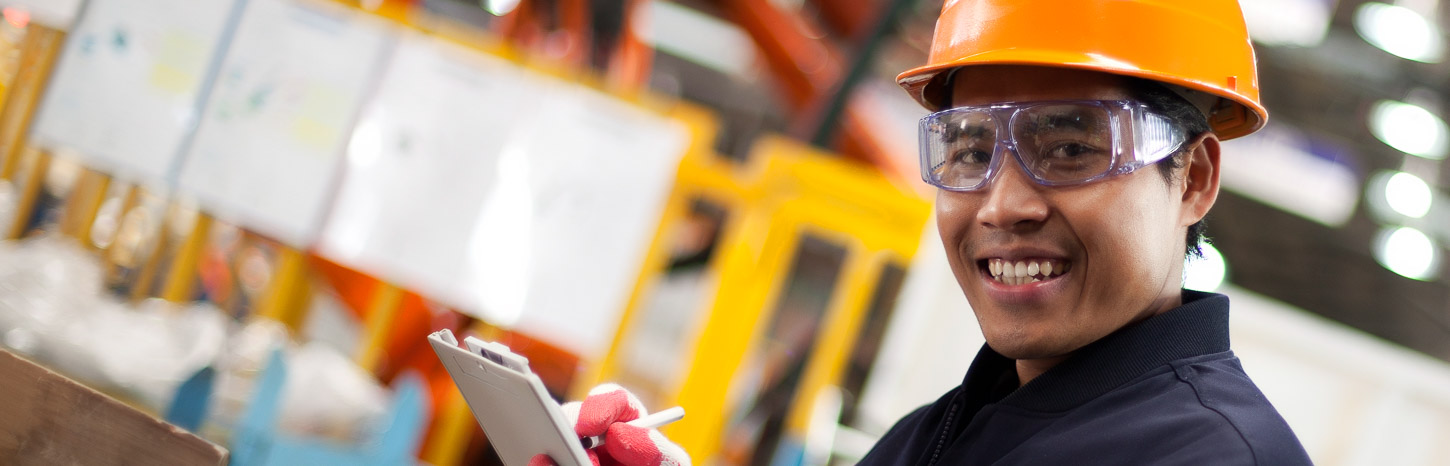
left=0, top=0, right=1446, bottom=464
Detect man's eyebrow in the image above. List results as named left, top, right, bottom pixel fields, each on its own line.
left=944, top=121, right=993, bottom=142
left=1029, top=111, right=1105, bottom=131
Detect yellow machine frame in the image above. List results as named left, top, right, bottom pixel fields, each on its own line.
left=593, top=135, right=931, bottom=460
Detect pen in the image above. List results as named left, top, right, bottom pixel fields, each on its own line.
left=581, top=407, right=686, bottom=449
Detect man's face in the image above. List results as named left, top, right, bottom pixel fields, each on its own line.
left=937, top=66, right=1199, bottom=361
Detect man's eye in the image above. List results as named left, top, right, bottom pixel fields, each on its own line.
left=1034, top=141, right=1112, bottom=178
left=951, top=148, right=993, bottom=165
left=1043, top=142, right=1101, bottom=159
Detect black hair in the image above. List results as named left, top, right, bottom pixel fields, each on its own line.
left=1125, top=78, right=1213, bottom=259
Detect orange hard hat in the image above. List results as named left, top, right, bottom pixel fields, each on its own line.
left=897, top=0, right=1267, bottom=140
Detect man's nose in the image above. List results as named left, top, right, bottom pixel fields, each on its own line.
left=975, top=153, right=1050, bottom=231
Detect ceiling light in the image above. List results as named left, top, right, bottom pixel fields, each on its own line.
left=1219, top=123, right=1359, bottom=227
left=482, top=0, right=521, bottom=16
left=1240, top=0, right=1333, bottom=47
left=1354, top=2, right=1444, bottom=63
left=1375, top=226, right=1440, bottom=280
left=1184, top=243, right=1228, bottom=292
left=1369, top=100, right=1448, bottom=159
left=1384, top=171, right=1434, bottom=218
left=638, top=1, right=757, bottom=78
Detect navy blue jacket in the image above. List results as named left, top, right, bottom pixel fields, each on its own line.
left=857, top=291, right=1311, bottom=465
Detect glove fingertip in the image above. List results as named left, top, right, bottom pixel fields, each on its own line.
left=577, top=385, right=645, bottom=436
left=602, top=423, right=663, bottom=466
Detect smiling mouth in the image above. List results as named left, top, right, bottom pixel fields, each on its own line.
left=981, top=258, right=1071, bottom=286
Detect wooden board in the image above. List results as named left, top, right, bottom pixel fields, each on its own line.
left=0, top=348, right=228, bottom=465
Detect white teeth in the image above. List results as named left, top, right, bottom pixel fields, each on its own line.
left=988, top=258, right=1069, bottom=285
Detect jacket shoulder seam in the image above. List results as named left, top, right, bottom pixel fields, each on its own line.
left=1177, top=365, right=1260, bottom=465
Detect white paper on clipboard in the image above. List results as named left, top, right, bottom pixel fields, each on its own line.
left=317, top=31, right=542, bottom=309
left=29, top=0, right=236, bottom=188
left=175, top=0, right=392, bottom=247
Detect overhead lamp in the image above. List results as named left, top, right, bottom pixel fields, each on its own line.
left=638, top=1, right=757, bottom=78
left=481, top=0, right=521, bottom=16
left=1368, top=100, right=1449, bottom=159
left=1374, top=226, right=1440, bottom=280
left=1384, top=171, right=1434, bottom=218
left=1219, top=123, right=1359, bottom=228
left=1354, top=2, right=1444, bottom=63
left=1240, top=0, right=1333, bottom=47
left=1184, top=243, right=1228, bottom=292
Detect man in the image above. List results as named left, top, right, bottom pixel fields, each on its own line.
left=552, top=1, right=1309, bottom=465
left=855, top=0, right=1311, bottom=464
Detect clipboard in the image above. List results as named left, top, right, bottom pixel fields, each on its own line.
left=428, top=329, right=591, bottom=466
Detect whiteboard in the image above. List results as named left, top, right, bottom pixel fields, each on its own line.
left=319, top=32, right=689, bottom=356
left=462, top=82, right=688, bottom=357
left=29, top=0, right=237, bottom=188
left=176, top=0, right=393, bottom=247
left=318, top=31, right=542, bottom=309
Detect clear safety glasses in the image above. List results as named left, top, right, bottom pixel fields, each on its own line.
left=919, top=100, right=1188, bottom=191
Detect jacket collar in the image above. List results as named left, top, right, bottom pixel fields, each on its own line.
left=962, top=290, right=1232, bottom=412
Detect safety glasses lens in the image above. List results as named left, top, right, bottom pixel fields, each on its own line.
left=1011, top=105, right=1116, bottom=183
left=924, top=111, right=998, bottom=190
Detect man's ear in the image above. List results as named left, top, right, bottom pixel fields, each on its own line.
left=1179, top=132, right=1221, bottom=228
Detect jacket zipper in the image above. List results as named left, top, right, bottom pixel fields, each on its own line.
left=927, top=400, right=960, bottom=466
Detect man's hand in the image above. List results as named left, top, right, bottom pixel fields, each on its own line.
left=530, top=384, right=690, bottom=466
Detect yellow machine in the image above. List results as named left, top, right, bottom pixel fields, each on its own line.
left=594, top=135, right=931, bottom=463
